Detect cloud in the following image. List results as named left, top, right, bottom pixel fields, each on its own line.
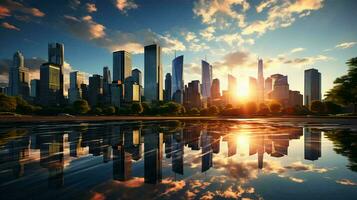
left=115, top=0, right=138, bottom=13
left=86, top=3, right=97, bottom=13
left=184, top=32, right=197, bottom=42
left=69, top=0, right=81, bottom=10
left=289, top=177, right=304, bottom=183
left=335, top=42, right=357, bottom=49
left=0, top=0, right=45, bottom=18
left=63, top=15, right=185, bottom=54
left=284, top=161, right=328, bottom=173
left=336, top=179, right=357, bottom=186
left=1, top=22, right=20, bottom=31
left=281, top=55, right=332, bottom=66
left=256, top=0, right=277, bottom=13
left=216, top=33, right=255, bottom=46
left=193, top=0, right=249, bottom=28
left=199, top=26, right=215, bottom=41
left=290, top=47, right=305, bottom=53
left=242, top=0, right=324, bottom=36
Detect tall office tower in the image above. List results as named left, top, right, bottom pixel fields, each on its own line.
left=201, top=60, right=212, bottom=98
left=30, top=79, right=40, bottom=98
left=304, top=128, right=321, bottom=161
left=88, top=74, right=103, bottom=107
left=8, top=51, right=30, bottom=97
left=304, top=68, right=321, bottom=106
left=185, top=80, right=201, bottom=109
left=172, top=55, right=184, bottom=103
left=124, top=76, right=141, bottom=103
left=132, top=68, right=142, bottom=86
left=111, top=81, right=124, bottom=108
left=80, top=84, right=89, bottom=101
left=48, top=43, right=64, bottom=101
left=269, top=74, right=290, bottom=106
left=113, top=50, right=132, bottom=83
left=211, top=78, right=220, bottom=99
left=257, top=59, right=264, bottom=103
left=228, top=74, right=237, bottom=104
left=264, top=77, right=272, bottom=99
left=249, top=77, right=257, bottom=102
left=144, top=129, right=163, bottom=184
left=68, top=71, right=85, bottom=104
left=164, top=73, right=172, bottom=102
left=103, top=66, right=112, bottom=103
left=144, top=44, right=163, bottom=102
left=39, top=63, right=61, bottom=106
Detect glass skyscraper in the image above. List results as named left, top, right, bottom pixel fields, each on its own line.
left=172, top=55, right=184, bottom=103
left=304, top=68, right=321, bottom=106
left=201, top=60, right=212, bottom=98
left=113, top=50, right=132, bottom=83
left=144, top=44, right=163, bottom=102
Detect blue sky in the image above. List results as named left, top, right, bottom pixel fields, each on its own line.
left=0, top=0, right=357, bottom=97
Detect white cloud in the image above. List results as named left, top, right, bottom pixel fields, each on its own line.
left=184, top=32, right=197, bottom=42
left=335, top=42, right=357, bottom=49
left=256, top=0, right=277, bottom=13
left=290, top=47, right=305, bottom=53
left=216, top=33, right=255, bottom=46
left=200, top=26, right=215, bottom=41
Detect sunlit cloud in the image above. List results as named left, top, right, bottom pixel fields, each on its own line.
left=199, top=26, right=215, bottom=41
left=289, top=177, right=305, bottom=183
left=335, top=42, right=357, bottom=49
left=115, top=0, right=138, bottom=14
left=290, top=47, right=305, bottom=53
left=1, top=22, right=20, bottom=31
left=0, top=0, right=45, bottom=18
left=336, top=179, right=357, bottom=186
left=86, top=3, right=97, bottom=13
left=256, top=0, right=277, bottom=13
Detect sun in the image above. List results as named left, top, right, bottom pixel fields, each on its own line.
left=236, top=79, right=250, bottom=101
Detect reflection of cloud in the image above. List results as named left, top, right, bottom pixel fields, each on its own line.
left=284, top=161, right=328, bottom=173
left=289, top=177, right=304, bottom=183
left=336, top=179, right=357, bottom=186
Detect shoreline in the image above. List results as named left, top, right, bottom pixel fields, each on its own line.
left=1, top=115, right=357, bottom=125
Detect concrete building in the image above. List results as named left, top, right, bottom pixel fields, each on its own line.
left=144, top=44, right=163, bottom=102
left=289, top=90, right=303, bottom=107
left=8, top=51, right=30, bottom=98
left=164, top=73, right=172, bottom=102
left=88, top=74, right=103, bottom=107
left=113, top=51, right=132, bottom=83
left=185, top=80, right=201, bottom=109
left=201, top=60, right=212, bottom=98
left=172, top=55, right=184, bottom=103
left=304, top=68, right=321, bottom=106
left=268, top=74, right=290, bottom=106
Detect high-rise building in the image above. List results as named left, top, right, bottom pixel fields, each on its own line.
left=111, top=81, right=124, bottom=108
left=103, top=66, right=112, bottom=103
left=132, top=68, right=142, bottom=86
left=185, top=80, right=201, bottom=109
left=172, top=55, right=184, bottom=103
left=88, top=74, right=103, bottom=107
left=201, top=60, right=212, bottom=98
left=164, top=73, right=172, bottom=102
left=264, top=77, right=272, bottom=99
left=289, top=90, right=303, bottom=107
left=268, top=74, right=289, bottom=106
left=39, top=63, right=61, bottom=106
left=68, top=71, right=85, bottom=104
left=30, top=79, right=40, bottom=98
left=211, top=78, right=220, bottom=99
left=228, top=74, right=237, bottom=104
left=257, top=59, right=264, bottom=103
left=249, top=77, right=257, bottom=102
left=144, top=44, right=163, bottom=102
left=48, top=43, right=64, bottom=101
left=124, top=76, right=141, bottom=103
left=304, top=68, right=321, bottom=106
left=8, top=51, right=30, bottom=98
left=113, top=51, right=132, bottom=83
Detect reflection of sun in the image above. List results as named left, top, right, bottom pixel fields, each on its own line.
left=236, top=134, right=250, bottom=149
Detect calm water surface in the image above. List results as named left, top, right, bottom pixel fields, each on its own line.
left=0, top=119, right=357, bottom=200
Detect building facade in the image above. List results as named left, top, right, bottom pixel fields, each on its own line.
left=48, top=43, right=64, bottom=102
left=88, top=74, right=103, bottom=107
left=144, top=44, right=163, bottom=102
left=39, top=63, right=61, bottom=106
left=113, top=51, right=132, bottom=83
left=304, top=68, right=321, bottom=106
left=257, top=59, right=265, bottom=103
left=172, top=55, right=184, bottom=103
left=164, top=73, right=172, bottom=102
left=201, top=60, right=212, bottom=99
left=8, top=51, right=30, bottom=98
left=68, top=71, right=85, bottom=104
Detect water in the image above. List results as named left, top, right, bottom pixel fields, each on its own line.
left=0, top=119, right=357, bottom=200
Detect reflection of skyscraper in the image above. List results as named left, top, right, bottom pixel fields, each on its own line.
left=225, top=135, right=237, bottom=157
left=201, top=131, right=212, bottom=172
left=144, top=129, right=163, bottom=184
left=144, top=44, right=163, bottom=101
left=172, top=132, right=184, bottom=175
left=304, top=128, right=321, bottom=161
left=172, top=55, right=184, bottom=103
left=113, top=145, right=132, bottom=181
left=201, top=60, right=212, bottom=98
left=304, top=68, right=321, bottom=106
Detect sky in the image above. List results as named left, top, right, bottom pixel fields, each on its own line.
left=0, top=0, right=357, bottom=98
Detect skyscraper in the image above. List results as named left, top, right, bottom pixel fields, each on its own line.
left=304, top=68, right=321, bottom=106
left=124, top=76, right=141, bottom=103
left=185, top=80, right=201, bottom=109
left=211, top=78, right=220, bottom=99
left=164, top=73, right=172, bottom=102
left=264, top=77, right=272, bottom=99
left=48, top=43, right=64, bottom=101
left=201, top=60, right=212, bottom=98
left=228, top=74, right=237, bottom=104
left=8, top=51, right=30, bottom=98
left=68, top=71, right=85, bottom=103
left=144, top=44, right=163, bottom=102
left=88, top=74, right=103, bottom=107
left=103, top=66, right=111, bottom=103
left=132, top=68, right=142, bottom=86
left=30, top=79, right=40, bottom=98
left=172, top=55, right=184, bottom=103
left=113, top=50, right=132, bottom=83
left=268, top=74, right=290, bottom=106
left=39, top=63, right=61, bottom=106
left=249, top=77, right=257, bottom=102
left=257, top=59, right=264, bottom=103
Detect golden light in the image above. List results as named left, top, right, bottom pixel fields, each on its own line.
left=236, top=133, right=250, bottom=155
left=236, top=79, right=250, bottom=101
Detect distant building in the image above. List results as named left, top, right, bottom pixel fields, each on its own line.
left=88, top=74, right=103, bottom=107
left=289, top=90, right=303, bottom=107
left=48, top=43, right=64, bottom=101
left=103, top=66, right=112, bottom=103
left=211, top=78, right=220, bottom=99
left=304, top=68, right=321, bottom=106
left=264, top=77, right=272, bottom=99
left=257, top=59, right=264, bottom=103
left=124, top=76, right=141, bottom=103
left=144, top=44, right=163, bottom=102
left=8, top=51, right=30, bottom=98
left=80, top=84, right=89, bottom=102
left=227, top=74, right=237, bottom=104
left=164, top=73, right=172, bottom=102
left=172, top=55, right=184, bottom=103
left=249, top=77, right=257, bottom=102
left=185, top=80, right=201, bottom=109
left=113, top=50, right=132, bottom=83
left=30, top=79, right=40, bottom=98
left=201, top=60, right=212, bottom=98
left=132, top=68, right=143, bottom=98
left=111, top=81, right=124, bottom=108
left=39, top=63, right=62, bottom=106
left=68, top=71, right=85, bottom=104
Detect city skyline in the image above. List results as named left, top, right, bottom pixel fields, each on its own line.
left=0, top=0, right=356, bottom=98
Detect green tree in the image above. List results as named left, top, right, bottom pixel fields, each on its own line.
left=166, top=102, right=181, bottom=115
left=310, top=100, right=325, bottom=114
left=73, top=100, right=90, bottom=114
left=325, top=57, right=357, bottom=113
left=103, top=106, right=116, bottom=115
left=0, top=94, right=17, bottom=112
left=189, top=107, right=200, bottom=115
left=324, top=101, right=342, bottom=114
left=131, top=102, right=143, bottom=114
left=269, top=102, right=282, bottom=114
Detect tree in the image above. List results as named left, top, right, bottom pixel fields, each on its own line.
left=189, top=108, right=200, bottom=115
left=166, top=102, right=181, bottom=115
left=269, top=102, right=282, bottom=114
left=131, top=102, right=143, bottom=114
left=310, top=100, right=325, bottom=114
left=258, top=103, right=270, bottom=115
left=208, top=105, right=219, bottom=115
left=73, top=100, right=90, bottom=114
left=200, top=108, right=209, bottom=116
left=91, top=107, right=102, bottom=115
left=325, top=57, right=357, bottom=113
left=244, top=102, right=257, bottom=115
left=142, top=102, right=151, bottom=115
left=324, top=101, right=342, bottom=114
left=103, top=106, right=116, bottom=115
left=0, top=94, right=17, bottom=112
